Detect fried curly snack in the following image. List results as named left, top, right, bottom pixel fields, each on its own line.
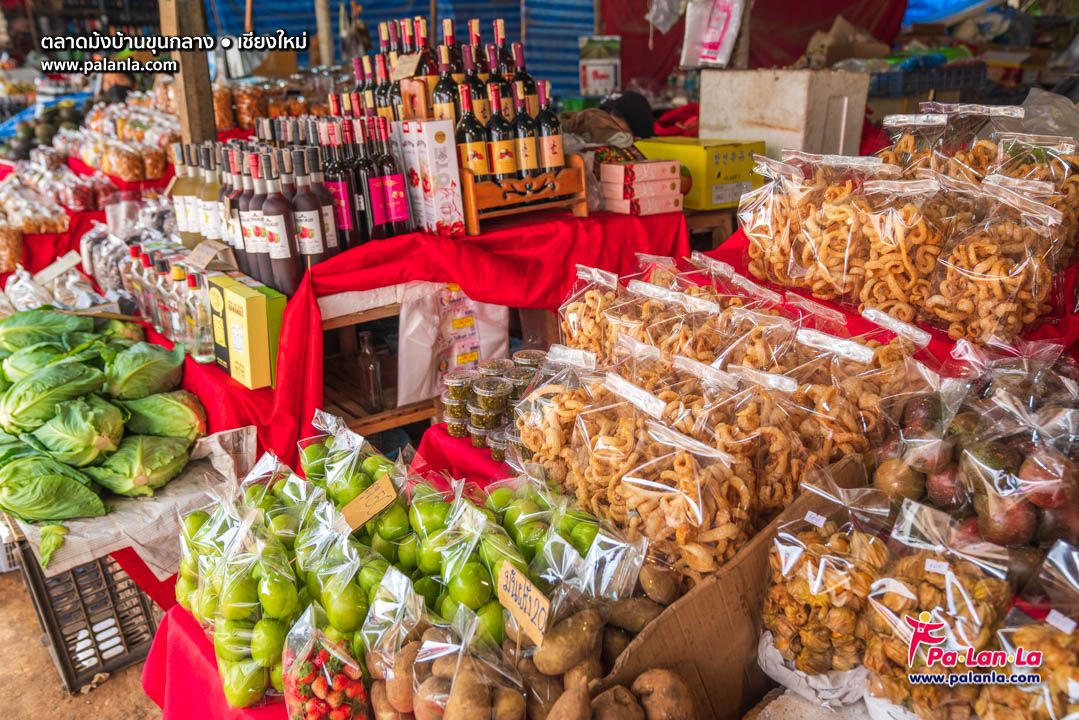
left=560, top=266, right=619, bottom=362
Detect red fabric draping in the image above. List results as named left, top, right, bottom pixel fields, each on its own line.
left=708, top=229, right=1079, bottom=363
left=598, top=0, right=686, bottom=93
left=0, top=208, right=105, bottom=287
left=654, top=104, right=699, bottom=137
left=218, top=128, right=256, bottom=142
left=143, top=605, right=286, bottom=720
left=66, top=156, right=174, bottom=192
left=412, top=423, right=512, bottom=485
left=263, top=211, right=689, bottom=467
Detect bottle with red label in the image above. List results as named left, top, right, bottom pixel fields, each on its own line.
left=262, top=154, right=302, bottom=296
left=373, top=54, right=396, bottom=122
left=467, top=18, right=489, bottom=82
left=323, top=121, right=364, bottom=251
left=456, top=84, right=490, bottom=182
left=247, top=152, right=274, bottom=284
left=432, top=45, right=460, bottom=123
left=367, top=116, right=411, bottom=239
left=234, top=151, right=256, bottom=277
left=399, top=17, right=415, bottom=54
left=413, top=16, right=440, bottom=101
left=485, top=44, right=514, bottom=120
left=536, top=81, right=565, bottom=172
left=486, top=83, right=518, bottom=182
left=460, top=45, right=490, bottom=126
left=511, top=43, right=539, bottom=117
left=342, top=118, right=376, bottom=242
left=512, top=81, right=540, bottom=179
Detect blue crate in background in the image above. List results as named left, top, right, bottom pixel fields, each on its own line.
left=869, top=63, right=986, bottom=98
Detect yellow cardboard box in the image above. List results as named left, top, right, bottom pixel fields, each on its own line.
left=633, top=137, right=765, bottom=210
left=223, top=283, right=273, bottom=390
left=207, top=275, right=240, bottom=374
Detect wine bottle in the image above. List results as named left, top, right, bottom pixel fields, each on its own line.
left=432, top=45, right=459, bottom=123
left=511, top=42, right=539, bottom=117
left=262, top=155, right=302, bottom=296
left=512, top=81, right=540, bottom=179
left=323, top=121, right=364, bottom=251
left=305, top=146, right=339, bottom=259
left=341, top=118, right=372, bottom=244
left=442, top=18, right=464, bottom=81
left=461, top=45, right=490, bottom=125
left=467, top=18, right=489, bottom=82
left=377, top=21, right=390, bottom=54
left=485, top=44, right=514, bottom=119
left=486, top=83, right=518, bottom=182
left=197, top=145, right=222, bottom=244
left=492, top=19, right=514, bottom=75
left=536, top=81, right=565, bottom=172
left=247, top=152, right=274, bottom=284
left=399, top=17, right=415, bottom=54
left=373, top=54, right=395, bottom=122
left=387, top=19, right=401, bottom=55
left=369, top=116, right=411, bottom=238
left=413, top=16, right=439, bottom=101
left=349, top=118, right=378, bottom=242
left=235, top=151, right=256, bottom=276
left=226, top=148, right=250, bottom=276
left=456, top=84, right=490, bottom=181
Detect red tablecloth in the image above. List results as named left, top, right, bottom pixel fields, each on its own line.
left=708, top=228, right=1079, bottom=363
left=143, top=605, right=286, bottom=720
left=412, top=422, right=513, bottom=485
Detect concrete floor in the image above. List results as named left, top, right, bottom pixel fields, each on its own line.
left=0, top=569, right=160, bottom=720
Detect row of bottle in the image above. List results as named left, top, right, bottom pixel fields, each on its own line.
left=169, top=115, right=410, bottom=297
left=118, top=244, right=215, bottom=364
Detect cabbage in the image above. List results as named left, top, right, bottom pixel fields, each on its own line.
left=0, top=310, right=94, bottom=352
left=0, top=455, right=105, bottom=520
left=39, top=523, right=68, bottom=568
left=119, top=390, right=207, bottom=442
left=95, top=318, right=145, bottom=343
left=85, top=435, right=190, bottom=497
left=104, top=342, right=184, bottom=400
left=2, top=342, right=64, bottom=382
left=0, top=362, right=106, bottom=433
left=28, top=395, right=125, bottom=466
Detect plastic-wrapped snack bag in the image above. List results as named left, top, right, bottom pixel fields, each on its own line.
left=740, top=156, right=813, bottom=290
left=688, top=250, right=786, bottom=311
left=783, top=292, right=850, bottom=336
left=760, top=475, right=892, bottom=706
left=920, top=102, right=1025, bottom=182
left=985, top=173, right=1078, bottom=273
left=5, top=265, right=56, bottom=311
left=711, top=306, right=801, bottom=374
left=558, top=265, right=619, bottom=361
left=283, top=603, right=371, bottom=720
left=878, top=114, right=948, bottom=176
left=864, top=499, right=1013, bottom=720
left=602, top=279, right=689, bottom=358
left=974, top=540, right=1079, bottom=719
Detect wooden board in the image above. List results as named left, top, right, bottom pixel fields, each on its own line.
left=158, top=0, right=216, bottom=144
left=322, top=303, right=402, bottom=330
left=462, top=154, right=589, bottom=235
left=323, top=363, right=437, bottom=435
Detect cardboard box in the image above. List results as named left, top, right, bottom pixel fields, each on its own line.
left=599, top=178, right=681, bottom=200
left=222, top=282, right=283, bottom=390
left=633, top=137, right=765, bottom=210
left=593, top=457, right=868, bottom=720
left=604, top=195, right=683, bottom=215
left=416, top=119, right=464, bottom=237
left=600, top=159, right=680, bottom=184
left=253, top=284, right=286, bottom=385
left=207, top=275, right=240, bottom=374
left=397, top=121, right=430, bottom=234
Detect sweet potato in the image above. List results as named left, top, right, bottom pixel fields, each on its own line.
left=602, top=627, right=631, bottom=669
left=368, top=649, right=390, bottom=680
left=607, top=598, right=664, bottom=634
left=533, top=609, right=603, bottom=676
left=592, top=685, right=645, bottom=720
left=638, top=564, right=680, bottom=606
left=547, top=684, right=592, bottom=720
left=413, top=676, right=451, bottom=720
left=372, top=680, right=408, bottom=720
left=564, top=655, right=602, bottom=690
left=444, top=660, right=491, bottom=720
left=387, top=641, right=422, bottom=712
left=493, top=686, right=527, bottom=720
left=423, top=627, right=454, bottom=644
left=631, top=669, right=694, bottom=720
left=519, top=657, right=564, bottom=720
left=431, top=654, right=458, bottom=680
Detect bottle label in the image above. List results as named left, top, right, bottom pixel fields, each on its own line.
left=489, top=139, right=518, bottom=176
left=367, top=177, right=389, bottom=226
left=174, top=196, right=189, bottom=232
left=474, top=98, right=491, bottom=125
left=458, top=141, right=489, bottom=177
left=230, top=211, right=244, bottom=251
left=516, top=136, right=538, bottom=172
left=433, top=101, right=456, bottom=122
left=200, top=198, right=221, bottom=240
left=478, top=73, right=489, bottom=85
left=540, top=134, right=564, bottom=170
left=249, top=210, right=268, bottom=253
left=353, top=192, right=366, bottom=213
left=525, top=94, right=539, bottom=117
left=294, top=209, right=325, bottom=255
left=383, top=174, right=410, bottom=222
left=264, top=213, right=292, bottom=259
left=324, top=180, right=354, bottom=230
left=320, top=204, right=339, bottom=248
left=377, top=105, right=395, bottom=122
left=239, top=209, right=258, bottom=250
left=500, top=97, right=514, bottom=119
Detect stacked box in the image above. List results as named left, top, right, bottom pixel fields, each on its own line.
left=416, top=119, right=465, bottom=237
left=600, top=159, right=684, bottom=215
left=632, top=137, right=765, bottom=210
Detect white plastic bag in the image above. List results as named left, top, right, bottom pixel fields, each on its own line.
left=680, top=0, right=745, bottom=68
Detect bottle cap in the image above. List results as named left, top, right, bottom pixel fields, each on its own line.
left=172, top=264, right=186, bottom=281
left=129, top=245, right=141, bottom=258
left=291, top=149, right=307, bottom=176
left=187, top=273, right=198, bottom=288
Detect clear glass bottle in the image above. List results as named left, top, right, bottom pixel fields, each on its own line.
left=357, top=330, right=384, bottom=414
left=152, top=258, right=171, bottom=335
left=120, top=243, right=140, bottom=299
left=139, top=252, right=160, bottom=329
left=168, top=264, right=189, bottom=346
left=185, top=272, right=215, bottom=363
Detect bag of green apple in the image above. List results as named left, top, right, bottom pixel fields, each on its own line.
left=186, top=490, right=249, bottom=632
left=174, top=497, right=218, bottom=614
left=411, top=602, right=526, bottom=720
left=298, top=410, right=397, bottom=507
left=211, top=509, right=307, bottom=709
left=283, top=603, right=371, bottom=720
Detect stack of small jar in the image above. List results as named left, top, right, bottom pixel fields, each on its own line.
left=441, top=348, right=546, bottom=462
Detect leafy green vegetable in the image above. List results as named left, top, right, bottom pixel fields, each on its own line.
left=119, top=390, right=207, bottom=442
left=2, top=342, right=64, bottom=382
left=0, top=310, right=94, bottom=352
left=85, top=435, right=190, bottom=497
left=0, top=455, right=105, bottom=520
left=0, top=362, right=105, bottom=433
left=39, top=523, right=68, bottom=568
left=28, top=395, right=125, bottom=466
left=105, top=342, right=184, bottom=400
left=96, top=318, right=145, bottom=343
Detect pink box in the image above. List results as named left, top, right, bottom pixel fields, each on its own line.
left=599, top=178, right=681, bottom=200
left=604, top=195, right=683, bottom=215
left=599, top=159, right=680, bottom=184
left=415, top=119, right=465, bottom=237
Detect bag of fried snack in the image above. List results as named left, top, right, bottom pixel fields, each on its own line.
left=603, top=279, right=703, bottom=357
left=411, top=603, right=526, bottom=720
left=710, top=306, right=802, bottom=373
left=864, top=499, right=1013, bottom=720
left=783, top=292, right=850, bottom=336
left=559, top=265, right=619, bottom=361
left=986, top=173, right=1078, bottom=275
left=919, top=102, right=1025, bottom=182
left=759, top=473, right=893, bottom=706
left=975, top=539, right=1079, bottom=719
left=855, top=178, right=947, bottom=324
left=923, top=181, right=1060, bottom=346
left=740, top=156, right=815, bottom=290
left=687, top=250, right=787, bottom=309
left=513, top=344, right=601, bottom=493
left=878, top=114, right=948, bottom=176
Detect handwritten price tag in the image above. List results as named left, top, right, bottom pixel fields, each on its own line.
left=341, top=474, right=397, bottom=531
left=1047, top=608, right=1077, bottom=636
left=804, top=511, right=827, bottom=528
left=497, top=562, right=550, bottom=646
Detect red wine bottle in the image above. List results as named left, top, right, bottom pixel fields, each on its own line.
left=536, top=81, right=565, bottom=172
left=291, top=149, right=328, bottom=268
left=486, top=83, right=518, bottom=182
left=368, top=116, right=411, bottom=238
left=441, top=18, right=464, bottom=80
left=304, top=146, right=339, bottom=259
left=456, top=84, right=490, bottom=181
left=467, top=18, right=489, bottom=81
left=432, top=45, right=460, bottom=123
left=512, top=81, right=540, bottom=179
left=485, top=44, right=514, bottom=120
left=262, top=154, right=302, bottom=296
left=492, top=18, right=514, bottom=76
left=323, top=121, right=363, bottom=251
left=511, top=43, right=539, bottom=117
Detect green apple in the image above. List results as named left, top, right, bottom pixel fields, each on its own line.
left=413, top=575, right=441, bottom=610
left=417, top=534, right=448, bottom=575
left=362, top=454, right=394, bottom=479
left=327, top=467, right=372, bottom=507
left=179, top=553, right=199, bottom=583
left=250, top=618, right=287, bottom=667
left=174, top=575, right=196, bottom=610
left=258, top=572, right=299, bottom=619
left=220, top=575, right=259, bottom=621
left=323, top=579, right=369, bottom=633
left=299, top=442, right=328, bottom=478
left=214, top=619, right=253, bottom=662
left=515, top=521, right=548, bottom=563
left=448, top=562, right=493, bottom=610
left=484, top=487, right=515, bottom=515
left=182, top=510, right=210, bottom=539
left=370, top=532, right=398, bottom=563
left=438, top=593, right=461, bottom=622
left=376, top=504, right=410, bottom=541
left=570, top=521, right=600, bottom=556
left=358, top=559, right=390, bottom=593
left=270, top=662, right=283, bottom=693
left=477, top=600, right=504, bottom=645
left=219, top=658, right=268, bottom=708
left=409, top=500, right=451, bottom=537
left=397, top=533, right=419, bottom=570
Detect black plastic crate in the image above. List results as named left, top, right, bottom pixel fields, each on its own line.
left=869, top=62, right=987, bottom=97
left=2, top=540, right=18, bottom=572
left=14, top=540, right=159, bottom=694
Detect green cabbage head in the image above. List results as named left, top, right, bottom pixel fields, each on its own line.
left=105, top=342, right=185, bottom=400
left=29, top=395, right=126, bottom=466
left=0, top=362, right=106, bottom=433
left=2, top=342, right=64, bottom=382
left=119, top=390, right=207, bottom=442
left=0, top=455, right=106, bottom=521
left=0, top=310, right=94, bottom=352
left=85, top=435, right=190, bottom=497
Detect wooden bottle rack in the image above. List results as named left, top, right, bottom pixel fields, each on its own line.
left=461, top=154, right=588, bottom=235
